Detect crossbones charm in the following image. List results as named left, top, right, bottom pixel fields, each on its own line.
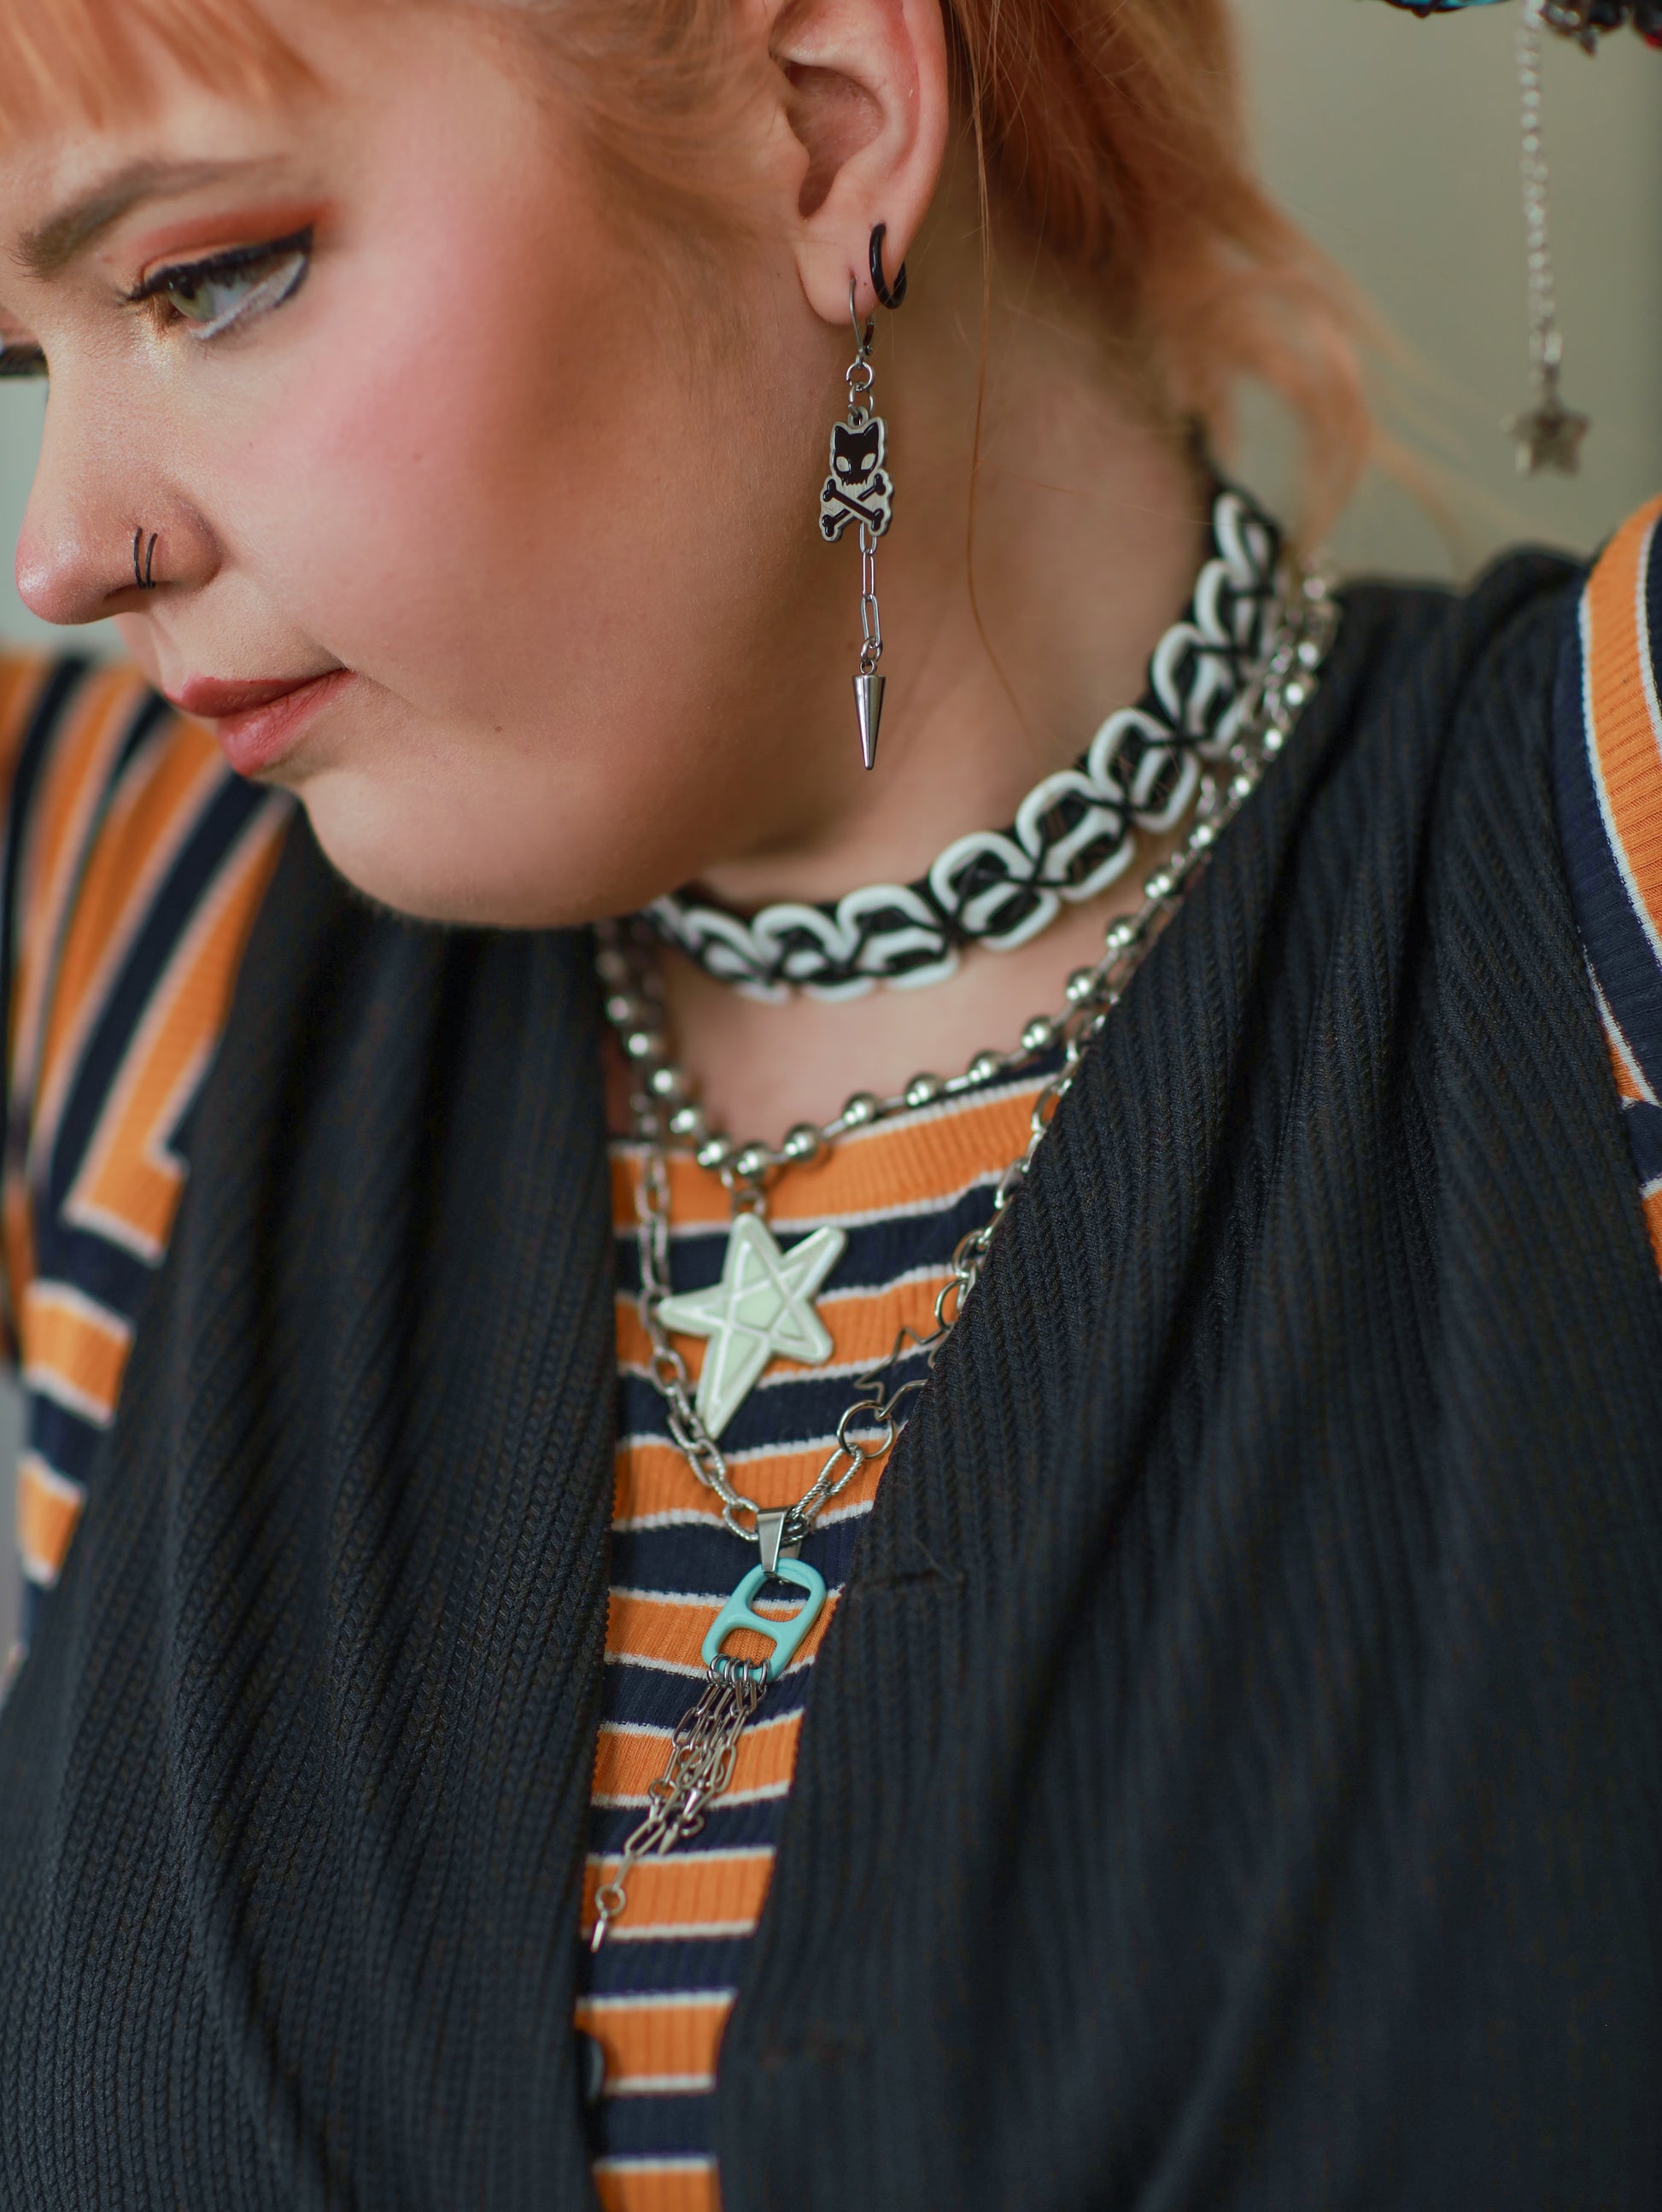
left=819, top=414, right=894, bottom=543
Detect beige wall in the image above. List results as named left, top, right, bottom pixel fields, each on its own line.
left=2, top=0, right=1659, bottom=654
left=1242, top=0, right=1662, bottom=575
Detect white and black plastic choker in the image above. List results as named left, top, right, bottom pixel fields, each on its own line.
left=639, top=482, right=1283, bottom=1001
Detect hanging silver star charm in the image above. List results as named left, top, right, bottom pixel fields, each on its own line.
left=1507, top=395, right=1590, bottom=478
left=656, top=1215, right=847, bottom=1437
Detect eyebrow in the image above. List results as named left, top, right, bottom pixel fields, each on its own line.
left=14, top=158, right=277, bottom=280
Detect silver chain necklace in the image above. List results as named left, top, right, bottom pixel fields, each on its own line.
left=588, top=559, right=1340, bottom=1948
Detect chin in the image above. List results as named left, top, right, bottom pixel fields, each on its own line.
left=290, top=769, right=656, bottom=933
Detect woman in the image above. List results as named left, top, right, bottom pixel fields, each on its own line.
left=0, top=0, right=1658, bottom=2204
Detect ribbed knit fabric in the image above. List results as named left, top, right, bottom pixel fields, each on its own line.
left=3, top=548, right=1662, bottom=2209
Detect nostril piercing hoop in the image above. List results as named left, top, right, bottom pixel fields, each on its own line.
left=132, top=529, right=159, bottom=593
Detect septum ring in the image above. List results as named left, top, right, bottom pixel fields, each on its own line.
left=132, top=529, right=159, bottom=593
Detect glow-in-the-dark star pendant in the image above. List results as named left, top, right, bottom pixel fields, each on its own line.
left=656, top=1214, right=847, bottom=1437
left=1507, top=395, right=1590, bottom=477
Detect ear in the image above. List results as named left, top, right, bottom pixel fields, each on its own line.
left=764, top=0, right=951, bottom=328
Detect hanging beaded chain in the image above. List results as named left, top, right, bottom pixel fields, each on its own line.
left=588, top=560, right=1339, bottom=1946
left=1507, top=0, right=1592, bottom=474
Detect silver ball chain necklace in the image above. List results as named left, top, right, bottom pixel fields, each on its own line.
left=589, top=501, right=1340, bottom=1948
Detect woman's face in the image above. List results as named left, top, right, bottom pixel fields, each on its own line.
left=0, top=2, right=859, bottom=925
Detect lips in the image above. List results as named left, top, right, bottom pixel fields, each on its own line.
left=168, top=668, right=354, bottom=777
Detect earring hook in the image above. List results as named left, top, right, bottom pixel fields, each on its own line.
left=848, top=281, right=875, bottom=361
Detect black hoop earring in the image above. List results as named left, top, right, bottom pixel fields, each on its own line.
left=869, top=223, right=908, bottom=312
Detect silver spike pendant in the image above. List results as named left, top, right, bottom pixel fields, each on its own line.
left=854, top=668, right=886, bottom=772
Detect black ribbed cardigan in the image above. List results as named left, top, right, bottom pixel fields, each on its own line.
left=3, top=553, right=1661, bottom=2211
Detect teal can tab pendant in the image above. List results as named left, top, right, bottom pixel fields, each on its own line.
left=702, top=1559, right=828, bottom=1683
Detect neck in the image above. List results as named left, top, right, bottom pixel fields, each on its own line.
left=649, top=169, right=1212, bottom=1142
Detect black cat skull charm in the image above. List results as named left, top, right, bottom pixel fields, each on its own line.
left=819, top=413, right=895, bottom=543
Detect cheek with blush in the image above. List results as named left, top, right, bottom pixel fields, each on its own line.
left=156, top=15, right=828, bottom=928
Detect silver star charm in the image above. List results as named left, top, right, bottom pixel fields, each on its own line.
left=656, top=1214, right=848, bottom=1437
left=1507, top=395, right=1590, bottom=478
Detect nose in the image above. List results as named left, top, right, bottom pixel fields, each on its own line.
left=13, top=381, right=219, bottom=626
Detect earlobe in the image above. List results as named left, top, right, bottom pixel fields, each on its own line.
left=769, top=0, right=950, bottom=326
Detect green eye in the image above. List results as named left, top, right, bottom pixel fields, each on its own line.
left=132, top=229, right=313, bottom=343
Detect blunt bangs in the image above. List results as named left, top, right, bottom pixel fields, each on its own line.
left=0, top=0, right=310, bottom=138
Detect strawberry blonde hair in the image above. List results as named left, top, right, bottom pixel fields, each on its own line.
left=0, top=0, right=1373, bottom=535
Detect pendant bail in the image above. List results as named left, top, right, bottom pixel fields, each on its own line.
left=755, top=1507, right=801, bottom=1577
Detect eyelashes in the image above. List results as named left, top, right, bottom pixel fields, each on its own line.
left=0, top=225, right=313, bottom=383
left=125, top=225, right=314, bottom=342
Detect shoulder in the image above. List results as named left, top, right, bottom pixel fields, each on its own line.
left=1330, top=544, right=1581, bottom=730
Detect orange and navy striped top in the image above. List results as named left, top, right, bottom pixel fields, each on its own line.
left=577, top=1081, right=1049, bottom=2210
left=3, top=495, right=1662, bottom=2210
left=0, top=653, right=290, bottom=1647
left=1553, top=494, right=1662, bottom=1267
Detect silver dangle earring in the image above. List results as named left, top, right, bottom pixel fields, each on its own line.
left=817, top=225, right=906, bottom=770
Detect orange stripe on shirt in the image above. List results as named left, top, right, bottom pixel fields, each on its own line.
left=63, top=806, right=288, bottom=1261
left=3, top=1179, right=36, bottom=1364
left=616, top=1268, right=954, bottom=1380
left=593, top=2164, right=719, bottom=2212
left=1642, top=1183, right=1662, bottom=1273
left=19, top=1280, right=132, bottom=1426
left=581, top=1850, right=775, bottom=1941
left=16, top=1454, right=85, bottom=1588
left=610, top=1080, right=1046, bottom=1232
left=574, top=1993, right=733, bottom=2091
left=594, top=1711, right=803, bottom=1806
left=8, top=668, right=149, bottom=1110
left=0, top=656, right=51, bottom=779
left=1584, top=497, right=1662, bottom=960
left=612, top=1438, right=885, bottom=1527
left=30, top=718, right=229, bottom=1171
